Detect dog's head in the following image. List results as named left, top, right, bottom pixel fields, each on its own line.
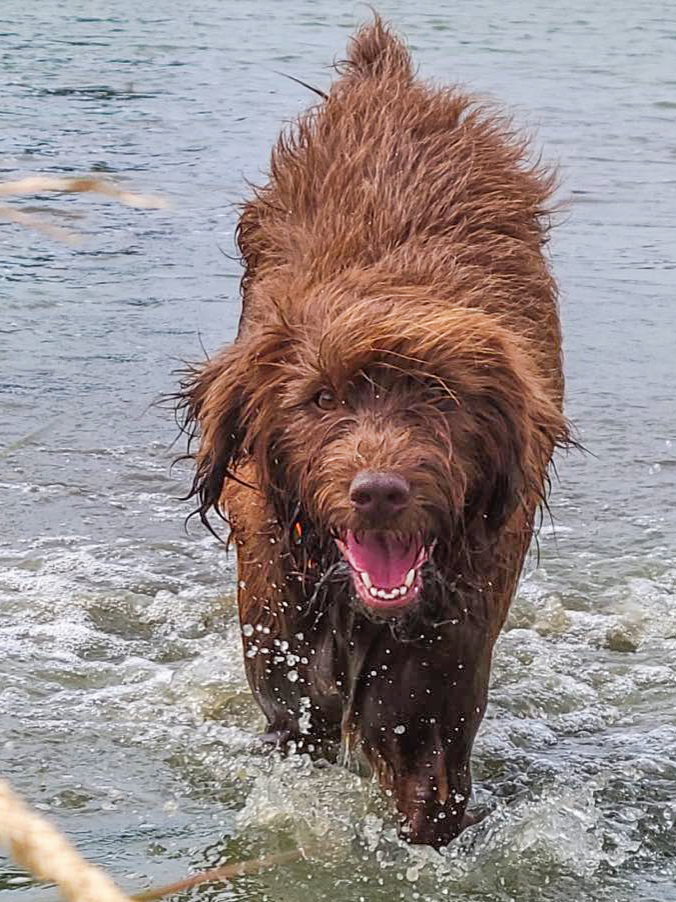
left=178, top=284, right=568, bottom=618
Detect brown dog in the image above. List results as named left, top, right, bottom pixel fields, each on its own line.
left=178, top=18, right=570, bottom=847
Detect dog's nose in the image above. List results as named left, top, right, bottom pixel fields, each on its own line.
left=349, top=470, right=410, bottom=519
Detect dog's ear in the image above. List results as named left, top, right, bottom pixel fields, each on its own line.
left=463, top=347, right=570, bottom=538
left=176, top=321, right=293, bottom=530
left=465, top=394, right=532, bottom=535
left=463, top=404, right=517, bottom=534
left=175, top=346, right=248, bottom=530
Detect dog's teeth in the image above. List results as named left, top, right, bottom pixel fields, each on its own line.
left=365, top=577, right=416, bottom=602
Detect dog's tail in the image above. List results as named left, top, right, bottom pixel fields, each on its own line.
left=341, top=16, right=413, bottom=80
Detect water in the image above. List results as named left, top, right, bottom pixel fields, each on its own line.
left=1, top=2, right=675, bottom=900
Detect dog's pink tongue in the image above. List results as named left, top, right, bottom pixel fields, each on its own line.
left=345, top=531, right=418, bottom=589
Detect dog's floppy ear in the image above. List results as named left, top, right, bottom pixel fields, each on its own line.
left=463, top=343, right=570, bottom=538
left=468, top=395, right=528, bottom=533
left=176, top=320, right=293, bottom=530
left=175, top=346, right=248, bottom=530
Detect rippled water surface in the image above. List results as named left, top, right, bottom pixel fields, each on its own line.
left=2, top=2, right=675, bottom=900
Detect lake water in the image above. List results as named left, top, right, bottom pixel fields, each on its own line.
left=1, top=2, right=675, bottom=900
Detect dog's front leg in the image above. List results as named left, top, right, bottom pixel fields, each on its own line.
left=391, top=729, right=478, bottom=847
left=240, top=598, right=344, bottom=757
left=353, top=636, right=492, bottom=847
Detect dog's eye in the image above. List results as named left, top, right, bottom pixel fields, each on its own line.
left=315, top=389, right=337, bottom=410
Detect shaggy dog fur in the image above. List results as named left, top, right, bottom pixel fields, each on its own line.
left=178, top=19, right=570, bottom=847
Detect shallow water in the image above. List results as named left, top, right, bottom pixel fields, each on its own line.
left=1, top=2, right=675, bottom=900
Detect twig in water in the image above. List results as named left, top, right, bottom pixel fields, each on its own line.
left=0, top=175, right=168, bottom=208
left=0, top=779, right=307, bottom=902
left=0, top=174, right=168, bottom=241
left=132, top=848, right=305, bottom=901
left=0, top=779, right=133, bottom=902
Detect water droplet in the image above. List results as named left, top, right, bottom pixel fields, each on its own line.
left=242, top=624, right=254, bottom=637
left=393, top=724, right=406, bottom=735
left=287, top=670, right=299, bottom=683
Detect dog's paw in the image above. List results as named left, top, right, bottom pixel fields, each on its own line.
left=256, top=728, right=293, bottom=749
left=460, top=805, right=490, bottom=831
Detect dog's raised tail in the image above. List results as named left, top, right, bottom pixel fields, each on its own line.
left=342, top=16, right=413, bottom=80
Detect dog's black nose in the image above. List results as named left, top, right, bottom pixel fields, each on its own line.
left=349, top=470, right=410, bottom=519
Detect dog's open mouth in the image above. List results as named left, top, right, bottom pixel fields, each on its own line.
left=335, top=531, right=429, bottom=610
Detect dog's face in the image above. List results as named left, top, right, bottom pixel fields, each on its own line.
left=180, top=289, right=566, bottom=618
left=280, top=362, right=461, bottom=616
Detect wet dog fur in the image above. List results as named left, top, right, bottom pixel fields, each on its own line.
left=177, top=18, right=570, bottom=847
